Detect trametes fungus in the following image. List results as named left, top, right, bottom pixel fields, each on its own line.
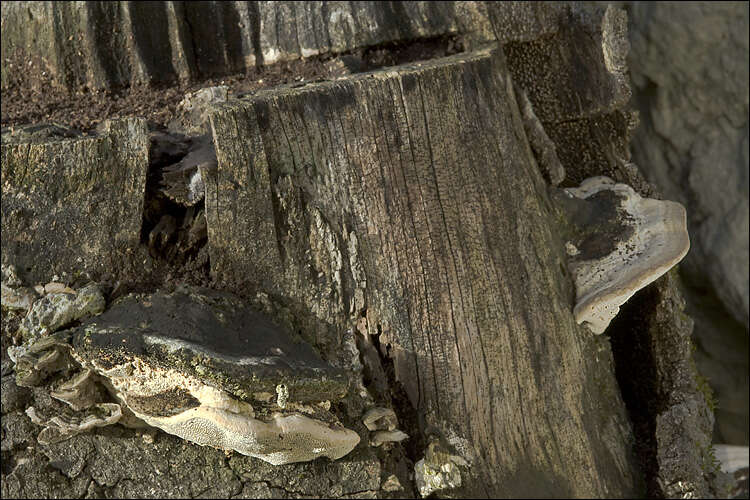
left=159, top=134, right=216, bottom=206
left=8, top=283, right=361, bottom=464
left=26, top=403, right=122, bottom=445
left=362, top=407, right=409, bottom=447
left=68, top=287, right=359, bottom=464
left=556, top=176, right=690, bottom=333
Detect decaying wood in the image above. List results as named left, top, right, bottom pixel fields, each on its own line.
left=205, top=46, right=640, bottom=497
left=0, top=119, right=149, bottom=285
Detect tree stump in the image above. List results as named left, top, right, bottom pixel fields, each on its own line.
left=205, top=46, right=641, bottom=497
left=1, top=119, right=149, bottom=285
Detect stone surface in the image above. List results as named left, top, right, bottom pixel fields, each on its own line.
left=626, top=2, right=749, bottom=330
left=1, top=403, right=382, bottom=499
left=1, top=118, right=149, bottom=286
left=622, top=0, right=750, bottom=448
left=414, top=439, right=468, bottom=497
left=16, top=283, right=106, bottom=340
left=0, top=374, right=31, bottom=413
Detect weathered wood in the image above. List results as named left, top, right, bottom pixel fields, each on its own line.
left=205, top=46, right=641, bottom=497
left=1, top=119, right=149, bottom=285
left=0, top=1, right=560, bottom=91
left=500, top=4, right=637, bottom=186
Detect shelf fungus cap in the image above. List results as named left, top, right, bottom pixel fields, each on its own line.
left=363, top=407, right=398, bottom=431
left=562, top=176, right=690, bottom=334
left=138, top=408, right=360, bottom=465
left=26, top=403, right=122, bottom=445
left=68, top=286, right=359, bottom=464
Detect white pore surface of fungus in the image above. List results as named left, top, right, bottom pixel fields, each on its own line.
left=88, top=356, right=360, bottom=465
left=146, top=409, right=361, bottom=465
left=566, top=176, right=690, bottom=334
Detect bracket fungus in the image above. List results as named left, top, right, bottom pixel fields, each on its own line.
left=26, top=403, right=122, bottom=445
left=362, top=407, right=409, bottom=447
left=66, top=287, right=358, bottom=464
left=8, top=284, right=360, bottom=464
left=370, top=430, right=409, bottom=447
left=362, top=407, right=399, bottom=431
left=556, top=176, right=690, bottom=334
left=159, top=134, right=216, bottom=206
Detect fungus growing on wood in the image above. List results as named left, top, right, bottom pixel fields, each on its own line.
left=370, top=430, right=409, bottom=447
left=50, top=369, right=104, bottom=411
left=362, top=407, right=398, bottom=431
left=159, top=134, right=216, bottom=206
left=9, top=332, right=76, bottom=388
left=558, top=176, right=690, bottom=333
left=9, top=286, right=361, bottom=463
left=26, top=403, right=122, bottom=445
left=138, top=406, right=360, bottom=465
left=66, top=287, right=359, bottom=464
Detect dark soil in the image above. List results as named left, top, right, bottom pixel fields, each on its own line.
left=1, top=35, right=463, bottom=134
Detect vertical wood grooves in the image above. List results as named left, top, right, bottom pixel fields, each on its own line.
left=206, top=47, right=640, bottom=497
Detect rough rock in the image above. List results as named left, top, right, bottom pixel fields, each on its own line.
left=1, top=374, right=31, bottom=413
left=623, top=0, right=750, bottom=448
left=16, top=283, right=106, bottom=340
left=626, top=2, right=749, bottom=329
left=414, top=439, right=469, bottom=497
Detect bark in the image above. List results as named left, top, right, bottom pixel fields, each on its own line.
left=205, top=45, right=640, bottom=497
left=0, top=119, right=149, bottom=286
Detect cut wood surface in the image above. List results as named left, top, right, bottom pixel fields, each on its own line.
left=206, top=46, right=640, bottom=497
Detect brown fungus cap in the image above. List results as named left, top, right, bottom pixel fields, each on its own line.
left=563, top=176, right=690, bottom=334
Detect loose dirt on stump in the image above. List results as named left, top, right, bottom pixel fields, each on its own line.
left=1, top=36, right=463, bottom=134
